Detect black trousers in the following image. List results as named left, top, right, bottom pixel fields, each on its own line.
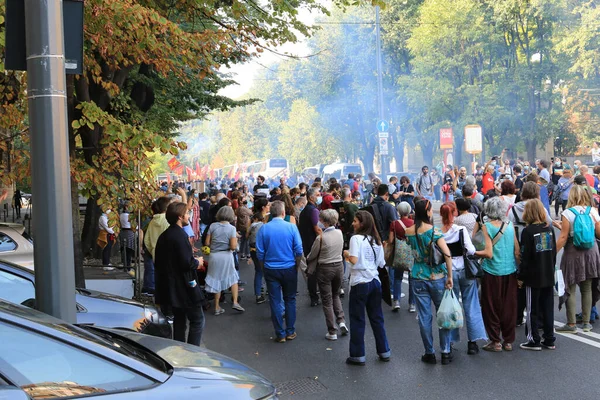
left=516, top=286, right=526, bottom=325
left=308, top=272, right=319, bottom=302
left=173, top=305, right=205, bottom=346
left=525, top=286, right=555, bottom=345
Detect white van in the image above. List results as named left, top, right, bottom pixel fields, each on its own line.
left=321, top=163, right=363, bottom=182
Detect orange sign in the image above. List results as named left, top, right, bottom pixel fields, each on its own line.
left=440, top=128, right=453, bottom=149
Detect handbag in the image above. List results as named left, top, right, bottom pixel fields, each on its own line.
left=384, top=238, right=395, bottom=266
left=392, top=220, right=414, bottom=271
left=460, top=229, right=482, bottom=279
left=306, top=234, right=323, bottom=275
left=427, top=224, right=450, bottom=267
left=366, top=237, right=392, bottom=306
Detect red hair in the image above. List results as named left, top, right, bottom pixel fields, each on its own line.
left=440, top=202, right=457, bottom=226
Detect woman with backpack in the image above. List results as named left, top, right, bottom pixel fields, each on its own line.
left=388, top=202, right=415, bottom=312
left=404, top=199, right=454, bottom=365
left=555, top=185, right=600, bottom=333
left=440, top=202, right=487, bottom=355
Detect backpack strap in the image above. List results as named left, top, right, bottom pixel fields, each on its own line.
left=371, top=203, right=385, bottom=238
left=511, top=206, right=522, bottom=225
left=491, top=222, right=506, bottom=246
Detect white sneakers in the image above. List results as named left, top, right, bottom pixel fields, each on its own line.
left=326, top=333, right=338, bottom=340
left=409, top=304, right=416, bottom=313
left=339, top=322, right=349, bottom=336
left=392, top=300, right=401, bottom=311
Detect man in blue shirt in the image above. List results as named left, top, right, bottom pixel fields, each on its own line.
left=257, top=200, right=304, bottom=342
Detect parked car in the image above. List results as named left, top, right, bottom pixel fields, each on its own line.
left=0, top=260, right=171, bottom=338
left=0, top=223, right=34, bottom=269
left=0, top=300, right=277, bottom=399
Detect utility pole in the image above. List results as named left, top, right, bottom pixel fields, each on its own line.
left=25, top=0, right=77, bottom=323
left=375, top=6, right=388, bottom=179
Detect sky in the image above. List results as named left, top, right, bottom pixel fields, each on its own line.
left=217, top=8, right=323, bottom=99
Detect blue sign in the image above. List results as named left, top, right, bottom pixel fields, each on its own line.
left=377, top=120, right=389, bottom=133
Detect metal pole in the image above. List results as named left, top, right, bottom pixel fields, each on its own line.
left=25, top=0, right=77, bottom=323
left=375, top=6, right=387, bottom=179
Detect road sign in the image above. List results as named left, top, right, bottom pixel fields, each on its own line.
left=465, top=125, right=483, bottom=154
left=378, top=132, right=388, bottom=139
left=379, top=137, right=389, bottom=155
left=377, top=120, right=389, bottom=133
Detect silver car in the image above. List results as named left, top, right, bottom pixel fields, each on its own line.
left=0, top=223, right=34, bottom=269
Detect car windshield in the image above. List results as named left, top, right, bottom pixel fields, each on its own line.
left=79, top=326, right=171, bottom=374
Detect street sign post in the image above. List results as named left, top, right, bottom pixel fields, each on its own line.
left=379, top=137, right=389, bottom=155
left=377, top=120, right=389, bottom=133
left=465, top=125, right=483, bottom=154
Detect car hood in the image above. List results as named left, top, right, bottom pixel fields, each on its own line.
left=106, top=328, right=273, bottom=385
left=76, top=288, right=142, bottom=307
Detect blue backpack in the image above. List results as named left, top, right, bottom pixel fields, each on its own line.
left=569, top=207, right=595, bottom=249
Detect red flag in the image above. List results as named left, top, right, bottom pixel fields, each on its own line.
left=165, top=172, right=171, bottom=185
left=167, top=157, right=180, bottom=170
left=186, top=166, right=193, bottom=179
left=195, top=162, right=201, bottom=177
left=209, top=169, right=215, bottom=180
left=173, top=164, right=184, bottom=176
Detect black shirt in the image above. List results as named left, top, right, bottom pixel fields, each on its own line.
left=253, top=183, right=269, bottom=193
left=518, top=223, right=556, bottom=288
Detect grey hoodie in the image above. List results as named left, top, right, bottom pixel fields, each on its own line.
left=509, top=200, right=553, bottom=242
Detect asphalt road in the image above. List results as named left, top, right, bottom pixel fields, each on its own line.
left=203, top=257, right=599, bottom=400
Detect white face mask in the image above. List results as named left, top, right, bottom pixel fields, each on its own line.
left=316, top=196, right=323, bottom=205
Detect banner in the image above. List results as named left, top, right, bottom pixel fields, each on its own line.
left=185, top=166, right=193, bottom=179
left=167, top=157, right=180, bottom=170
left=173, top=164, right=184, bottom=176
left=195, top=162, right=201, bottom=177
left=439, top=128, right=453, bottom=150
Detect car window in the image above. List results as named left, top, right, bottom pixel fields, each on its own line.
left=0, top=270, right=34, bottom=306
left=0, top=233, right=17, bottom=252
left=0, top=321, right=154, bottom=399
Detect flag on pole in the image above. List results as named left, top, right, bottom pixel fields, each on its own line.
left=185, top=166, right=193, bottom=179
left=167, top=157, right=180, bottom=170
left=195, top=162, right=201, bottom=177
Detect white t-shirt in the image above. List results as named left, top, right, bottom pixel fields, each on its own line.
left=348, top=234, right=384, bottom=286
left=442, top=225, right=476, bottom=271
left=501, top=195, right=516, bottom=207
left=562, top=206, right=600, bottom=236
left=592, top=147, right=600, bottom=162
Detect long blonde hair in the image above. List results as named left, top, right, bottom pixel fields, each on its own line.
left=566, top=184, right=594, bottom=208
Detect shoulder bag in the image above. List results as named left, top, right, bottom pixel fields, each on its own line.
left=392, top=220, right=414, bottom=271
left=367, top=237, right=392, bottom=306
left=427, top=221, right=450, bottom=267
left=460, top=228, right=483, bottom=279
left=306, top=233, right=323, bottom=275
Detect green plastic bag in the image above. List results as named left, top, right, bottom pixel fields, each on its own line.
left=436, top=289, right=464, bottom=330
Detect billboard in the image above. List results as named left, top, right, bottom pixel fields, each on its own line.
left=465, top=125, right=483, bottom=154
left=439, top=128, right=453, bottom=149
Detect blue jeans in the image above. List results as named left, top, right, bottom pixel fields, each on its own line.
left=348, top=279, right=390, bottom=362
left=142, top=252, right=155, bottom=292
left=264, top=267, right=297, bottom=339
left=391, top=268, right=403, bottom=301
left=450, top=269, right=488, bottom=343
left=413, top=278, right=451, bottom=354
left=250, top=250, right=263, bottom=297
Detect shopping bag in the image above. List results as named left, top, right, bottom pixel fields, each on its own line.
left=555, top=268, right=565, bottom=297
left=436, top=289, right=464, bottom=330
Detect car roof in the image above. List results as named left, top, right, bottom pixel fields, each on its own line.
left=0, top=223, right=26, bottom=235
left=0, top=300, right=169, bottom=382
left=0, top=259, right=34, bottom=279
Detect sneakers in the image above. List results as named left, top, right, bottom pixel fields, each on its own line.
left=340, top=288, right=345, bottom=298
left=519, top=341, right=542, bottom=351
left=441, top=352, right=453, bottom=365
left=256, top=295, right=266, bottom=304
left=582, top=323, right=593, bottom=332
left=286, top=332, right=297, bottom=341
left=408, top=304, right=416, bottom=313
left=346, top=357, right=365, bottom=366
left=214, top=308, right=225, bottom=316
left=541, top=342, right=556, bottom=350
left=103, top=266, right=115, bottom=271
left=310, top=300, right=320, bottom=307
left=467, top=341, right=479, bottom=355
left=339, top=322, right=349, bottom=336
left=232, top=303, right=245, bottom=312
left=326, top=333, right=338, bottom=341
left=392, top=300, right=401, bottom=312
left=556, top=324, right=578, bottom=333
left=274, top=337, right=286, bottom=343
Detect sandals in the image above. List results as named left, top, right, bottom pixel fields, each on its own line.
left=502, top=342, right=513, bottom=351
left=482, top=342, right=502, bottom=352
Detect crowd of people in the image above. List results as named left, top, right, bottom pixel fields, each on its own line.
left=101, top=152, right=600, bottom=365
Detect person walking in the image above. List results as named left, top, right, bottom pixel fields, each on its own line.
left=205, top=206, right=245, bottom=315
left=306, top=209, right=347, bottom=341
left=13, top=189, right=23, bottom=219
left=388, top=202, right=415, bottom=312
left=404, top=199, right=454, bottom=365
left=257, top=201, right=304, bottom=342
left=98, top=210, right=116, bottom=271
left=343, top=211, right=391, bottom=365
left=416, top=166, right=434, bottom=201
left=517, top=199, right=557, bottom=350
left=440, top=202, right=488, bottom=355
left=477, top=197, right=520, bottom=352
left=119, top=206, right=136, bottom=276
left=144, top=196, right=175, bottom=291
left=299, top=188, right=322, bottom=306
left=248, top=212, right=266, bottom=304
left=155, top=202, right=205, bottom=346
left=555, top=185, right=600, bottom=333
left=398, top=176, right=415, bottom=210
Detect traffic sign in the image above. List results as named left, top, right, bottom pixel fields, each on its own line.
left=379, top=137, right=389, bottom=155
left=377, top=120, right=389, bottom=133
left=378, top=132, right=389, bottom=139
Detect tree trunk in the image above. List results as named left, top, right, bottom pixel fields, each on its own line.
left=525, top=139, right=537, bottom=165
left=453, top=129, right=463, bottom=168
left=81, top=197, right=101, bottom=258
left=421, top=141, right=434, bottom=168
left=67, top=75, right=85, bottom=287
